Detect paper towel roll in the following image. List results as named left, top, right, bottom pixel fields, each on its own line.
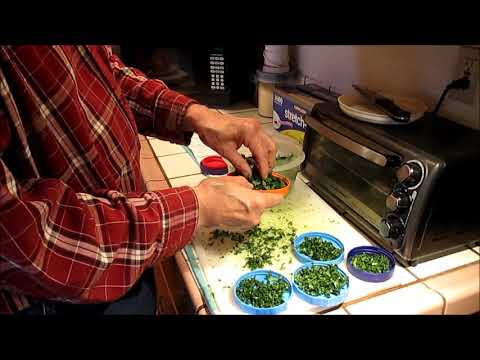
left=263, top=45, right=290, bottom=74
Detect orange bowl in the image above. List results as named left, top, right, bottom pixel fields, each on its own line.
left=256, top=172, right=291, bottom=198
left=227, top=172, right=291, bottom=197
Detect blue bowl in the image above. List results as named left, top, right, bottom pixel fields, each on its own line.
left=346, top=246, right=396, bottom=283
left=234, top=270, right=293, bottom=315
left=294, top=232, right=344, bottom=265
left=293, top=263, right=349, bottom=308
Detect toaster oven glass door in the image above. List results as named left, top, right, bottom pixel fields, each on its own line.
left=304, top=129, right=399, bottom=232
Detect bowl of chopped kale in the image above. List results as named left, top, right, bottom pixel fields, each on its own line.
left=293, top=232, right=344, bottom=265
left=346, top=246, right=396, bottom=282
left=234, top=270, right=293, bottom=315
left=293, top=263, right=349, bottom=307
left=229, top=156, right=292, bottom=197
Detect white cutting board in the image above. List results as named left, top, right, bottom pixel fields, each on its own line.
left=191, top=177, right=417, bottom=315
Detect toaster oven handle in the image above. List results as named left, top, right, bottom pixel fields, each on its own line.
left=305, top=116, right=401, bottom=168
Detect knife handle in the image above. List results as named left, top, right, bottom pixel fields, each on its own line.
left=376, top=98, right=411, bottom=122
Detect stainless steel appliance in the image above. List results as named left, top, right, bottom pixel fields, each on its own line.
left=302, top=101, right=480, bottom=266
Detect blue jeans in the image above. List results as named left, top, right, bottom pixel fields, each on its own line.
left=15, top=269, right=157, bottom=316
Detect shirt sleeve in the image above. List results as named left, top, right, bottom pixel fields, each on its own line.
left=107, top=46, right=198, bottom=145
left=0, top=154, right=199, bottom=305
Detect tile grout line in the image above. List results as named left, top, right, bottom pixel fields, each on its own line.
left=342, top=261, right=479, bottom=309
left=404, top=261, right=447, bottom=315
left=143, top=140, right=173, bottom=188
left=316, top=304, right=352, bottom=315
left=141, top=137, right=157, bottom=159
left=342, top=284, right=408, bottom=308
left=421, top=282, right=448, bottom=315
left=166, top=171, right=202, bottom=181
left=146, top=136, right=188, bottom=158
left=416, top=260, right=479, bottom=315
left=154, top=149, right=201, bottom=180
left=316, top=305, right=342, bottom=315
left=168, top=173, right=204, bottom=180
left=141, top=140, right=169, bottom=185
left=154, top=151, right=187, bottom=158
left=406, top=257, right=480, bottom=282
left=405, top=264, right=422, bottom=281
left=145, top=136, right=204, bottom=187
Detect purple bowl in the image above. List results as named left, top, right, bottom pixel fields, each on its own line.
left=346, top=246, right=396, bottom=283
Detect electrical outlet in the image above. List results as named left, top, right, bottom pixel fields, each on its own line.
left=448, top=47, right=479, bottom=106
left=440, top=46, right=480, bottom=130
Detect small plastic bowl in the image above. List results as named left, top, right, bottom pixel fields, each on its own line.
left=271, top=132, right=306, bottom=183
left=293, top=232, right=344, bottom=265
left=257, top=172, right=291, bottom=197
left=293, top=263, right=349, bottom=308
left=228, top=171, right=292, bottom=198
left=200, top=155, right=228, bottom=176
left=234, top=269, right=293, bottom=315
left=346, top=246, right=396, bottom=283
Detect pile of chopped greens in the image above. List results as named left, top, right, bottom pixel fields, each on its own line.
left=210, top=220, right=297, bottom=270
left=236, top=274, right=290, bottom=308
left=298, top=236, right=341, bottom=261
left=250, top=173, right=284, bottom=190
left=351, top=253, right=391, bottom=273
left=294, top=265, right=348, bottom=298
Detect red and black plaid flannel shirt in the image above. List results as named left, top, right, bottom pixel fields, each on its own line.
left=0, top=45, right=199, bottom=314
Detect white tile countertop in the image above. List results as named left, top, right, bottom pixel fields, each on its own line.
left=140, top=105, right=480, bottom=315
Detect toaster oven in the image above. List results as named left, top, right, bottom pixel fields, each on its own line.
left=302, top=102, right=480, bottom=266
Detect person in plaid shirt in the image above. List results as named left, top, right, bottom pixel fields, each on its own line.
left=0, top=45, right=282, bottom=315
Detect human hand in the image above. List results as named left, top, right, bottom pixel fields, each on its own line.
left=193, top=176, right=283, bottom=232
left=185, top=104, right=277, bottom=179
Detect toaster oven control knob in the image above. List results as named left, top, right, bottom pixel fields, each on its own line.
left=396, top=162, right=423, bottom=187
left=386, top=191, right=411, bottom=211
left=379, top=214, right=404, bottom=241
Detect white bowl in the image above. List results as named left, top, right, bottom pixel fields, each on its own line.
left=338, top=94, right=428, bottom=126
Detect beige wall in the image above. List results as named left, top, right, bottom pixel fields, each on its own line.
left=293, top=45, right=462, bottom=110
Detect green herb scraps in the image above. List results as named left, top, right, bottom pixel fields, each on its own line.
left=210, top=220, right=297, bottom=270
left=250, top=173, right=284, bottom=190
left=233, top=156, right=285, bottom=190
left=351, top=253, right=390, bottom=273
left=298, top=237, right=341, bottom=261
left=294, top=265, right=348, bottom=298
left=236, top=274, right=290, bottom=308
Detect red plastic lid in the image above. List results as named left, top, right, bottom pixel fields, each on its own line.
left=200, top=156, right=228, bottom=175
